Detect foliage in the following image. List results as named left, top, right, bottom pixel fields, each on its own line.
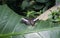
left=0, top=0, right=60, bottom=38
left=0, top=4, right=60, bottom=38
left=50, top=8, right=60, bottom=22
left=26, top=10, right=42, bottom=18
left=0, top=0, right=55, bottom=16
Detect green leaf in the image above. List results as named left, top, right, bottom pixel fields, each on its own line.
left=0, top=4, right=60, bottom=38
left=21, top=1, right=30, bottom=10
